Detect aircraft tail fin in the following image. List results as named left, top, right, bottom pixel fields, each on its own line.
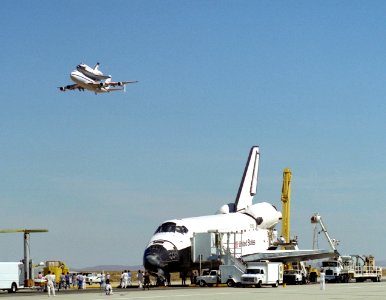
left=234, top=146, right=259, bottom=211
left=94, top=62, right=100, bottom=71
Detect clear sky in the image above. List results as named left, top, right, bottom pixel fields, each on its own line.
left=1, top=1, right=385, bottom=269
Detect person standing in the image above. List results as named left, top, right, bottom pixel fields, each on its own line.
left=143, top=272, right=150, bottom=290
left=72, top=273, right=77, bottom=288
left=77, top=273, right=83, bottom=290
left=66, top=273, right=71, bottom=289
left=320, top=268, right=326, bottom=290
left=82, top=273, right=87, bottom=289
left=121, top=271, right=128, bottom=288
left=180, top=272, right=186, bottom=286
left=127, top=270, right=132, bottom=286
left=44, top=271, right=56, bottom=297
left=105, top=278, right=113, bottom=295
left=100, top=271, right=105, bottom=289
left=59, top=273, right=66, bottom=290
left=138, top=270, right=144, bottom=288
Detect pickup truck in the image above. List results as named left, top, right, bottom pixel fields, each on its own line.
left=196, top=270, right=220, bottom=287
left=283, top=269, right=306, bottom=285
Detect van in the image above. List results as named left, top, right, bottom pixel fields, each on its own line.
left=0, top=262, right=24, bottom=293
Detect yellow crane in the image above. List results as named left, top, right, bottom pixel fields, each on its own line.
left=281, top=168, right=292, bottom=243
left=0, top=229, right=48, bottom=286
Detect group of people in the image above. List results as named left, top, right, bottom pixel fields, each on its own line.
left=37, top=269, right=154, bottom=296
left=119, top=270, right=150, bottom=290
left=105, top=270, right=150, bottom=294
left=36, top=271, right=83, bottom=296
left=120, top=270, right=132, bottom=288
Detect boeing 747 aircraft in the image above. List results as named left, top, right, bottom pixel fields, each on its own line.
left=58, top=62, right=138, bottom=94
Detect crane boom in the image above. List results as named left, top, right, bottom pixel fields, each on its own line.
left=311, top=213, right=339, bottom=253
left=281, top=168, right=292, bottom=243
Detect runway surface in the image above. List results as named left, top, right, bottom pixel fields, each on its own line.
left=2, top=282, right=386, bottom=300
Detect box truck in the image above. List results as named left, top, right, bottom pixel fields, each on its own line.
left=241, top=262, right=283, bottom=288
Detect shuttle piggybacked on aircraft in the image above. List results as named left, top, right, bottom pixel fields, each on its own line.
left=143, top=146, right=335, bottom=277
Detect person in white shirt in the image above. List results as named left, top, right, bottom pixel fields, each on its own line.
left=77, top=273, right=83, bottom=289
left=44, top=271, right=55, bottom=297
left=100, top=272, right=106, bottom=289
left=121, top=271, right=128, bottom=288
left=320, top=268, right=326, bottom=290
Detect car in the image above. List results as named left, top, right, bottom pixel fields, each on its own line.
left=85, top=273, right=102, bottom=285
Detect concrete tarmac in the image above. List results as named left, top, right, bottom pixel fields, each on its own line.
left=2, top=282, right=386, bottom=300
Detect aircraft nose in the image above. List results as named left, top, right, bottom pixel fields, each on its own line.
left=144, top=254, right=162, bottom=268
left=143, top=245, right=169, bottom=271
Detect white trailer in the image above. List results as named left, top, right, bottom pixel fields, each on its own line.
left=241, top=262, right=283, bottom=288
left=0, top=262, right=24, bottom=293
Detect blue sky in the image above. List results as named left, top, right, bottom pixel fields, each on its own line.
left=1, top=1, right=385, bottom=268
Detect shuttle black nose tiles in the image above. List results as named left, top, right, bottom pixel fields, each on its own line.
left=256, top=217, right=263, bottom=226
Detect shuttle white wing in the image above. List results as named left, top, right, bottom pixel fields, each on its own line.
left=234, top=146, right=259, bottom=211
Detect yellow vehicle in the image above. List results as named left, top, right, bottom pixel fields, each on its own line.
left=43, top=261, right=69, bottom=284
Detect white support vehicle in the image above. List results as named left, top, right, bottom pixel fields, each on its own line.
left=220, top=264, right=245, bottom=287
left=322, top=255, right=382, bottom=283
left=241, top=262, right=283, bottom=288
left=196, top=269, right=220, bottom=287
left=283, top=269, right=307, bottom=285
left=0, top=262, right=24, bottom=293
left=196, top=264, right=245, bottom=287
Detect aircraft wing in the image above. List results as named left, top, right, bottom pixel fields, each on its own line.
left=107, top=87, right=125, bottom=92
left=105, top=80, right=139, bottom=87
left=241, top=249, right=338, bottom=263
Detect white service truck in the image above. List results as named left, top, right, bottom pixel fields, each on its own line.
left=283, top=269, right=307, bottom=285
left=241, top=262, right=283, bottom=288
left=0, top=262, right=24, bottom=293
left=322, top=255, right=382, bottom=283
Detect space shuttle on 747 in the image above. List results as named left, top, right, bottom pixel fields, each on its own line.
left=143, top=146, right=336, bottom=276
left=58, top=62, right=138, bottom=94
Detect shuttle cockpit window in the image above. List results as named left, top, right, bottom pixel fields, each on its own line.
left=176, top=226, right=188, bottom=234
left=155, top=222, right=188, bottom=234
left=155, top=222, right=176, bottom=233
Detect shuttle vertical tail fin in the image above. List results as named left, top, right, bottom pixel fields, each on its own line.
left=234, top=146, right=259, bottom=211
left=94, top=62, right=100, bottom=71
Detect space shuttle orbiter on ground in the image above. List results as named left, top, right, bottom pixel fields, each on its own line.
left=143, top=146, right=335, bottom=276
